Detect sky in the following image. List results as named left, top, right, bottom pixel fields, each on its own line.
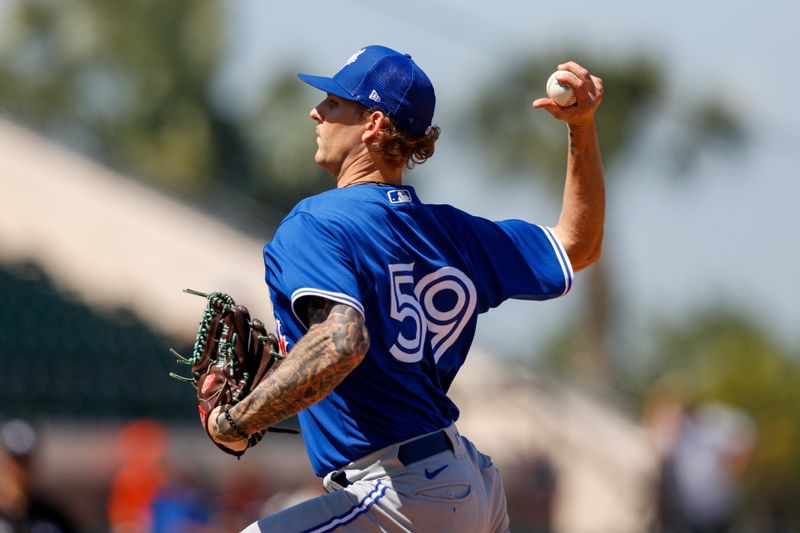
left=215, top=0, right=799, bottom=360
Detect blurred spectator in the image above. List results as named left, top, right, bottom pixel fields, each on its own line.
left=216, top=472, right=274, bottom=532
left=107, top=420, right=168, bottom=533
left=505, top=454, right=558, bottom=533
left=651, top=399, right=755, bottom=533
left=0, top=418, right=77, bottom=533
left=150, top=469, right=216, bottom=533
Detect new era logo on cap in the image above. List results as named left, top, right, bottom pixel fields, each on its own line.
left=297, top=45, right=436, bottom=137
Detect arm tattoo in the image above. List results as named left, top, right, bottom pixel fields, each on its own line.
left=569, top=127, right=577, bottom=156
left=222, top=300, right=369, bottom=438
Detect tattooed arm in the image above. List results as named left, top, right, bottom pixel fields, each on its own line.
left=208, top=297, right=369, bottom=446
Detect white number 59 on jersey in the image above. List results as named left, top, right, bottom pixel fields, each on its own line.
left=388, top=263, right=477, bottom=364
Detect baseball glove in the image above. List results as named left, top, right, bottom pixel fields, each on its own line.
left=170, top=289, right=297, bottom=457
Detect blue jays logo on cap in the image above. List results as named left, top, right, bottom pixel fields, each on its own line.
left=298, top=45, right=436, bottom=137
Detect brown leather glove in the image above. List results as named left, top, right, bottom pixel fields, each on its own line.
left=171, top=289, right=296, bottom=457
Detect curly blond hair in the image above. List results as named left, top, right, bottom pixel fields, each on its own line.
left=365, top=109, right=441, bottom=169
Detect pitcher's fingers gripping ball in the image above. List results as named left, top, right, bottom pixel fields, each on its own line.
left=170, top=289, right=297, bottom=457
left=546, top=70, right=576, bottom=107
left=534, top=61, right=604, bottom=126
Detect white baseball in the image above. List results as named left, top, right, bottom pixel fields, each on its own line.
left=546, top=70, right=576, bottom=107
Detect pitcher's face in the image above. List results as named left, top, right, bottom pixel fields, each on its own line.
left=309, top=94, right=368, bottom=178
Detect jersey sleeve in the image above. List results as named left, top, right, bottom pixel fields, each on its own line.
left=264, top=212, right=363, bottom=329
left=468, top=217, right=574, bottom=309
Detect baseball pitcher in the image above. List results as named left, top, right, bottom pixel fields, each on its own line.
left=202, top=45, right=604, bottom=532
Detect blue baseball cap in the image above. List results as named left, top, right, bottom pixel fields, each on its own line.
left=298, top=45, right=435, bottom=137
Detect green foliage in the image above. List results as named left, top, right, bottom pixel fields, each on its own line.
left=468, top=51, right=746, bottom=192
left=0, top=0, right=329, bottom=219
left=469, top=53, right=663, bottom=190
left=244, top=69, right=331, bottom=213
left=0, top=0, right=222, bottom=192
left=472, top=51, right=749, bottom=388
left=642, top=310, right=800, bottom=515
left=669, top=98, right=749, bottom=175
left=539, top=307, right=800, bottom=520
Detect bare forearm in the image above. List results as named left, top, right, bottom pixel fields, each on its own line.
left=554, top=122, right=605, bottom=271
left=533, top=62, right=605, bottom=272
left=221, top=304, right=369, bottom=438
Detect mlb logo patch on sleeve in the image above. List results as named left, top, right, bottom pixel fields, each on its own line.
left=387, top=189, right=413, bottom=204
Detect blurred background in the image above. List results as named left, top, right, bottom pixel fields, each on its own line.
left=1, top=0, right=798, bottom=532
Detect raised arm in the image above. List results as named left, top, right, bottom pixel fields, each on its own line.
left=533, top=61, right=605, bottom=272
left=208, top=298, right=370, bottom=448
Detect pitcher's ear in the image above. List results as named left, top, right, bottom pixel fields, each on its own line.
left=362, top=110, right=386, bottom=142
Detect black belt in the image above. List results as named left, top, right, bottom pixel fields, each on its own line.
left=330, top=430, right=453, bottom=488
left=397, top=430, right=453, bottom=466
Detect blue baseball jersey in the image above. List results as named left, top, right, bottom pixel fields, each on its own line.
left=263, top=185, right=573, bottom=476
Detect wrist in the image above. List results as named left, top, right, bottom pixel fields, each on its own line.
left=218, top=407, right=249, bottom=440
left=567, top=119, right=596, bottom=133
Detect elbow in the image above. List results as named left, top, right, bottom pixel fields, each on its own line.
left=552, top=223, right=604, bottom=273
left=352, top=322, right=370, bottom=361
left=331, top=320, right=369, bottom=383
left=568, top=236, right=603, bottom=272
left=330, top=311, right=370, bottom=363
left=574, top=246, right=602, bottom=272
left=349, top=312, right=371, bottom=360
